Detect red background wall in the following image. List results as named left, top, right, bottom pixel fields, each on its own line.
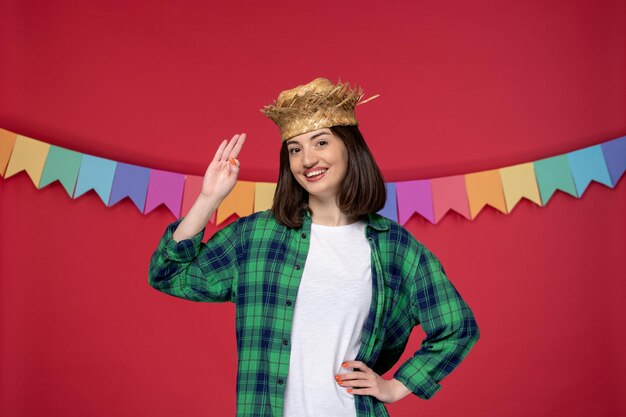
left=1, top=1, right=625, bottom=416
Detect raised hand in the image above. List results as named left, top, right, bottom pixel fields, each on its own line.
left=200, top=133, right=247, bottom=202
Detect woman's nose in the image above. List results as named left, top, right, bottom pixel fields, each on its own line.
left=302, top=149, right=318, bottom=167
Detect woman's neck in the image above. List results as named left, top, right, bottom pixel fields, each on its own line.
left=308, top=196, right=360, bottom=226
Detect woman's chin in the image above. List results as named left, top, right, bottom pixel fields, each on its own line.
left=306, top=188, right=338, bottom=201
left=297, top=178, right=338, bottom=200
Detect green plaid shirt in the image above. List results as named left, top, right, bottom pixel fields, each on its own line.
left=149, top=209, right=480, bottom=417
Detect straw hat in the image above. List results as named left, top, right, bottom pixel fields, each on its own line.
left=260, top=77, right=379, bottom=142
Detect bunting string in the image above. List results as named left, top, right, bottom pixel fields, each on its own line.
left=1, top=127, right=624, bottom=225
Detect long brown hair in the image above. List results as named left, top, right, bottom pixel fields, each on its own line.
left=271, top=125, right=387, bottom=228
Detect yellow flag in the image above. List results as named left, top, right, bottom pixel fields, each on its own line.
left=4, top=135, right=50, bottom=187
left=499, top=163, right=542, bottom=211
left=254, top=182, right=277, bottom=212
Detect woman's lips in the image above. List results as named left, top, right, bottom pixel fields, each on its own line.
left=304, top=170, right=326, bottom=182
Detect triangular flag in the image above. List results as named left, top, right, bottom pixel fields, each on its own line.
left=4, top=135, right=50, bottom=187
left=73, top=154, right=117, bottom=205
left=254, top=182, right=277, bottom=213
left=179, top=175, right=217, bottom=225
left=465, top=169, right=507, bottom=219
left=534, top=155, right=577, bottom=204
left=144, top=169, right=185, bottom=218
left=39, top=146, right=83, bottom=196
left=431, top=175, right=471, bottom=223
left=216, top=181, right=255, bottom=225
left=600, top=136, right=626, bottom=187
left=396, top=180, right=434, bottom=224
left=0, top=128, right=17, bottom=177
left=378, top=182, right=398, bottom=222
left=109, top=162, right=150, bottom=212
left=566, top=144, right=612, bottom=196
left=499, top=162, right=542, bottom=211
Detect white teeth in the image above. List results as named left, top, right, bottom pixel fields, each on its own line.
left=305, top=169, right=327, bottom=178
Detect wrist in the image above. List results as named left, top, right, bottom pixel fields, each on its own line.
left=389, top=378, right=412, bottom=402
left=197, top=193, right=221, bottom=209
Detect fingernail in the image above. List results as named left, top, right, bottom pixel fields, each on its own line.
left=338, top=381, right=344, bottom=385
left=230, top=158, right=236, bottom=165
left=342, top=362, right=347, bottom=367
left=335, top=375, right=341, bottom=381
left=347, top=389, right=352, bottom=393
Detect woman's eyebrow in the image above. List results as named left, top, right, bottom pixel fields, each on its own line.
left=309, top=132, right=328, bottom=140
left=286, top=132, right=328, bottom=146
left=287, top=132, right=328, bottom=145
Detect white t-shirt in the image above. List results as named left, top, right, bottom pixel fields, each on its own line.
left=282, top=220, right=372, bottom=417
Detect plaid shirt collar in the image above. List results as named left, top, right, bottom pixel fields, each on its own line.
left=300, top=209, right=390, bottom=232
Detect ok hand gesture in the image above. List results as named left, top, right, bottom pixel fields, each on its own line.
left=200, top=133, right=246, bottom=202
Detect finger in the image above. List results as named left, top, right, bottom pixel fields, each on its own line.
left=220, top=134, right=240, bottom=161
left=213, top=139, right=228, bottom=162
left=340, top=372, right=371, bottom=381
left=229, top=133, right=247, bottom=159
left=342, top=361, right=369, bottom=372
left=338, top=377, right=372, bottom=388
left=346, top=387, right=371, bottom=396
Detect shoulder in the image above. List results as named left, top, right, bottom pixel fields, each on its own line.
left=371, top=213, right=445, bottom=272
left=371, top=213, right=423, bottom=253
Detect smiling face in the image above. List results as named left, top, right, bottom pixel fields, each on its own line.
left=285, top=128, right=349, bottom=201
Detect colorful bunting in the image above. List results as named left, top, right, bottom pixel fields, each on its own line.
left=378, top=183, right=398, bottom=223
left=254, top=182, right=277, bottom=213
left=0, top=129, right=17, bottom=176
left=432, top=175, right=471, bottom=222
left=4, top=134, right=50, bottom=187
left=396, top=180, right=433, bottom=224
left=109, top=162, right=151, bottom=212
left=74, top=154, right=117, bottom=204
left=180, top=175, right=217, bottom=225
left=567, top=145, right=612, bottom=196
left=499, top=163, right=541, bottom=211
left=534, top=155, right=578, bottom=203
left=144, top=169, right=185, bottom=218
left=465, top=169, right=507, bottom=219
left=216, top=180, right=255, bottom=224
left=40, top=146, right=83, bottom=196
left=0, top=127, right=624, bottom=226
left=600, top=136, right=626, bottom=187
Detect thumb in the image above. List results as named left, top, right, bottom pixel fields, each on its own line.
left=229, top=158, right=240, bottom=173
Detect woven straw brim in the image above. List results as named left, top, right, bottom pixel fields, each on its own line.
left=260, top=78, right=379, bottom=141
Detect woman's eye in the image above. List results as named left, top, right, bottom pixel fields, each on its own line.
left=317, top=140, right=328, bottom=146
left=289, top=148, right=300, bottom=154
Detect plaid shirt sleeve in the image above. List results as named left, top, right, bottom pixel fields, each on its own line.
left=392, top=243, right=480, bottom=400
left=148, top=217, right=240, bottom=303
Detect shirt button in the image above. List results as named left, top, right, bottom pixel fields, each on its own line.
left=294, top=265, right=300, bottom=270
left=282, top=339, right=289, bottom=345
left=301, top=233, right=307, bottom=239
left=286, top=300, right=292, bottom=306
left=278, top=378, right=284, bottom=385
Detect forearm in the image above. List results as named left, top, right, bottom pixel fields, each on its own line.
left=172, top=194, right=221, bottom=242
left=148, top=211, right=241, bottom=303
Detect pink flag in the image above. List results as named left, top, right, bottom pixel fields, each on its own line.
left=396, top=180, right=435, bottom=224
left=431, top=175, right=471, bottom=223
left=144, top=169, right=185, bottom=218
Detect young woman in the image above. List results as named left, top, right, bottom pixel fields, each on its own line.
left=148, top=78, right=480, bottom=417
